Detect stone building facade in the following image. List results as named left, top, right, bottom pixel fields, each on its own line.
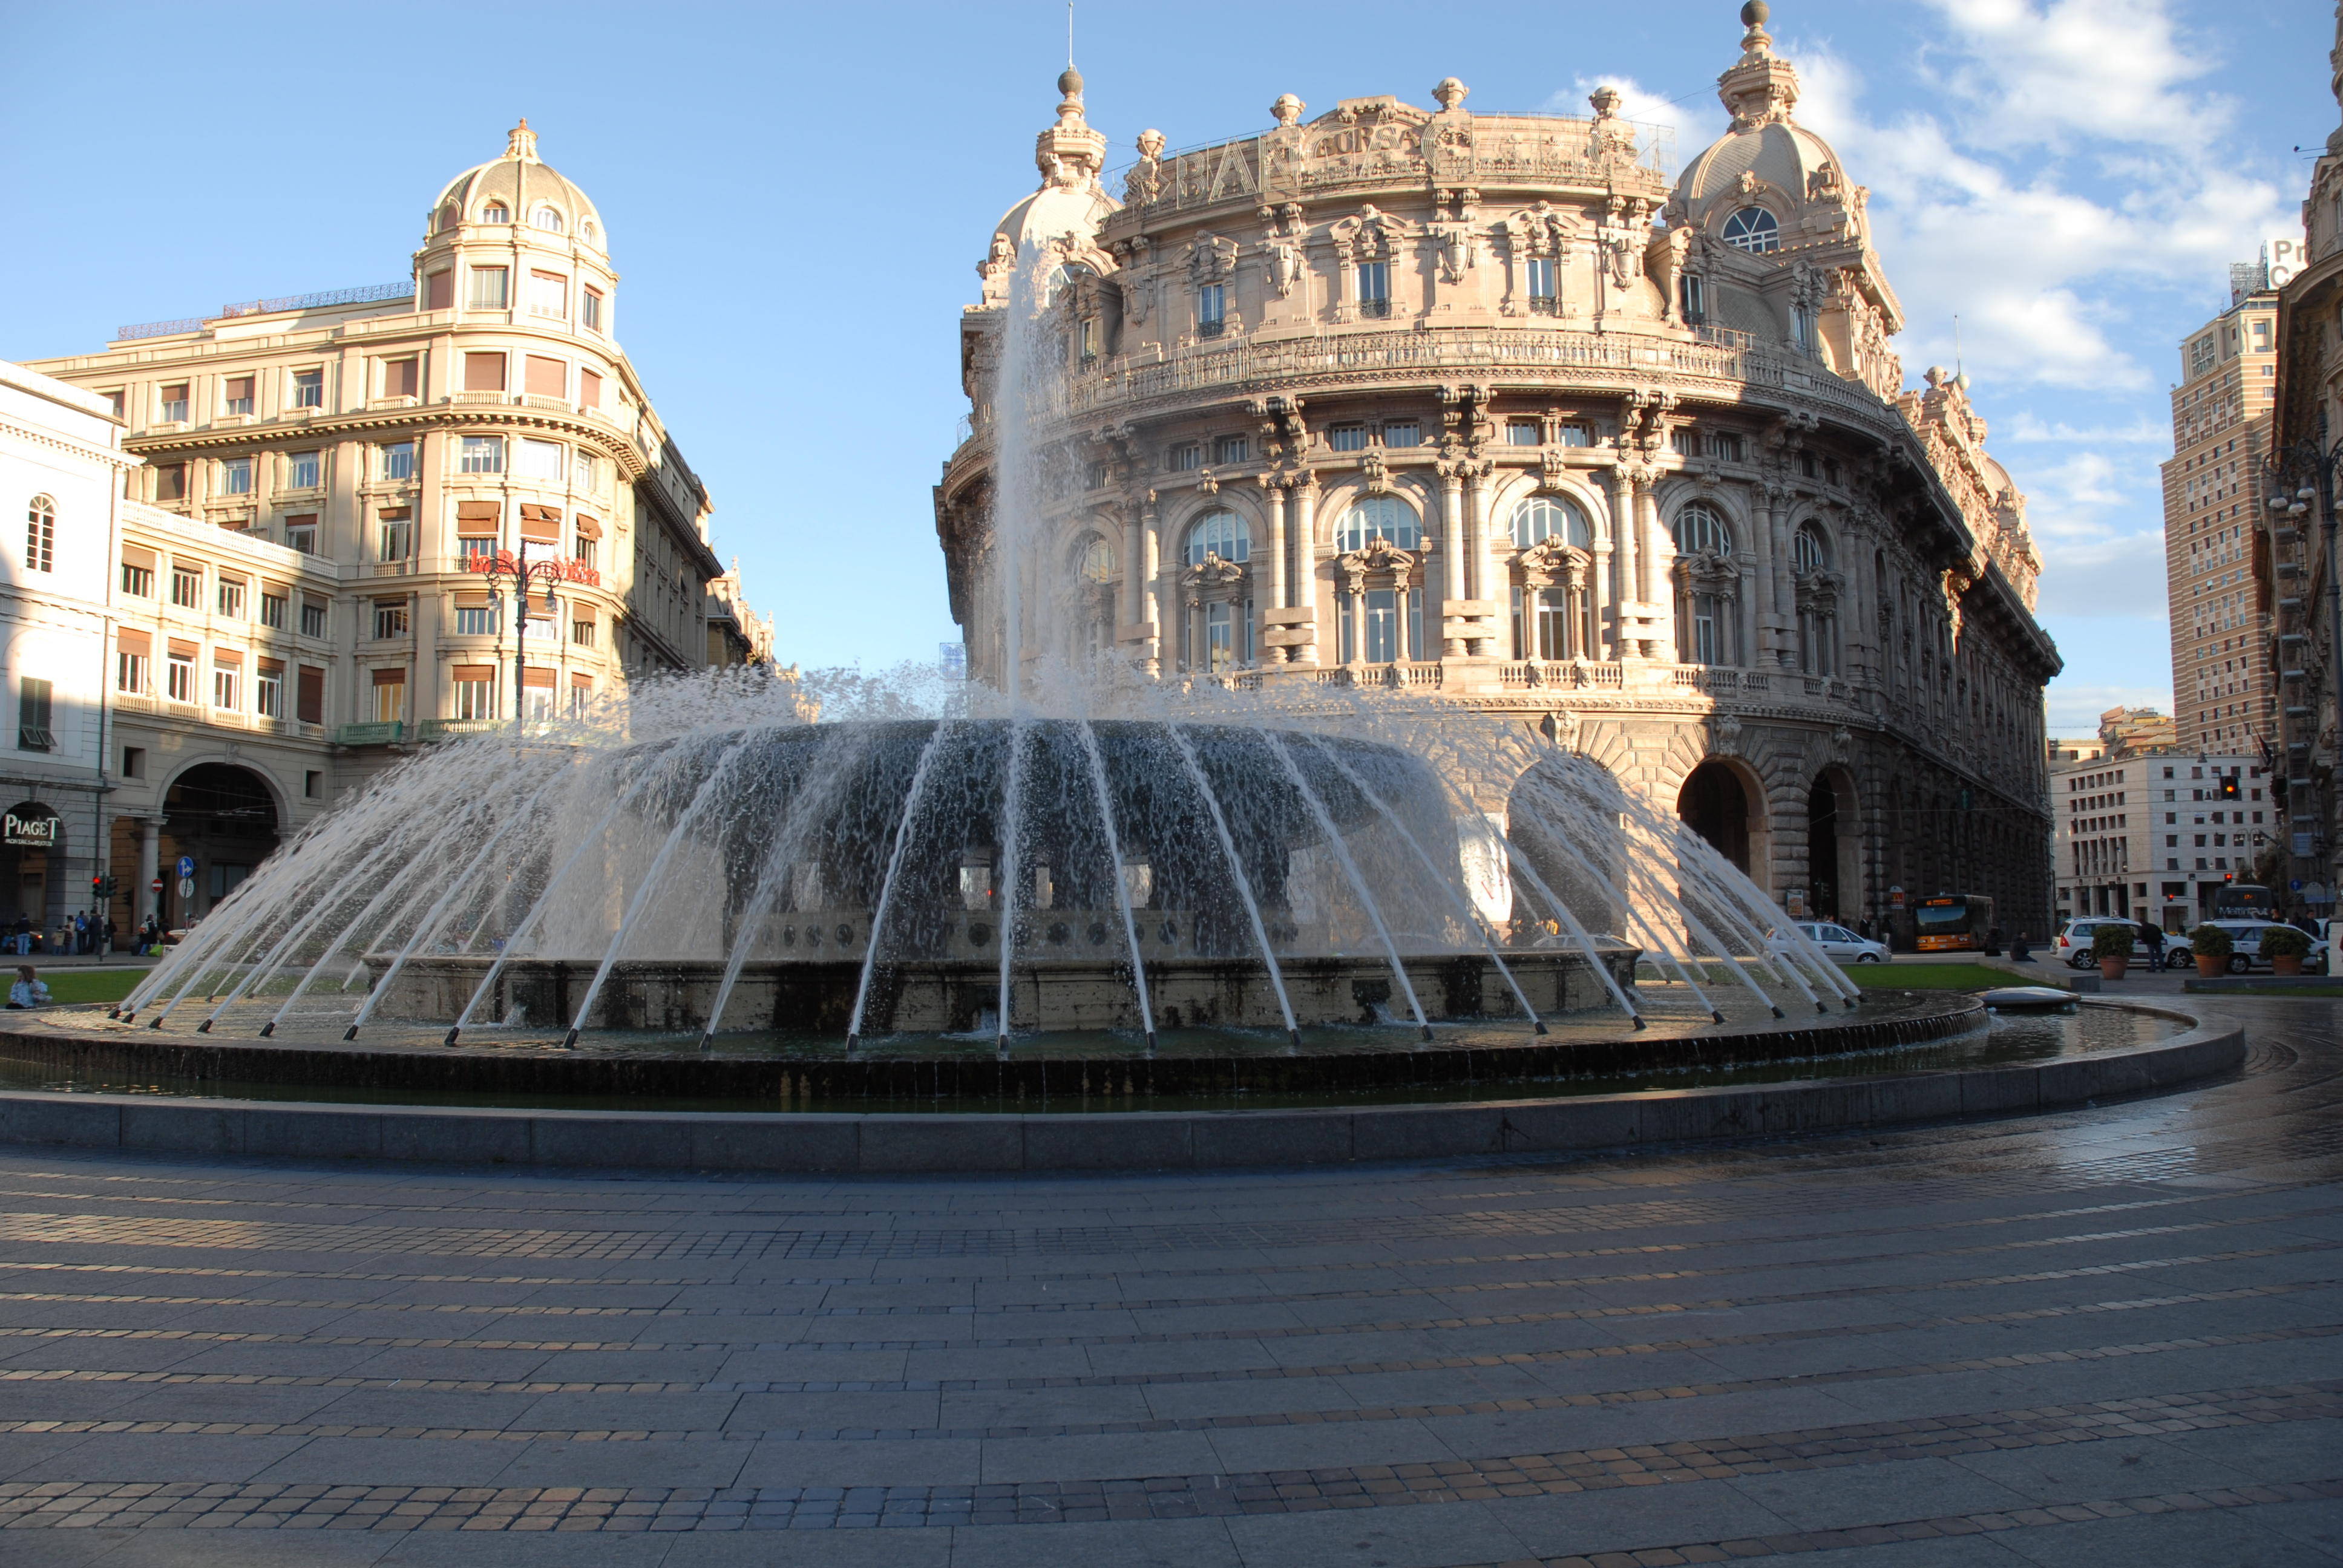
left=2268, top=8, right=2343, bottom=916
left=935, top=6, right=2061, bottom=937
left=2165, top=284, right=2280, bottom=757
left=13, top=123, right=765, bottom=931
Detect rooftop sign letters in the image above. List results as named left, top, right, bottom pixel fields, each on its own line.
left=464, top=552, right=600, bottom=589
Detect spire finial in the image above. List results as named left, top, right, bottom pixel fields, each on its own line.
left=505, top=118, right=539, bottom=162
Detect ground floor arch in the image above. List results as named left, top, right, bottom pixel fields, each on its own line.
left=159, top=763, right=281, bottom=926
left=1677, top=759, right=1764, bottom=881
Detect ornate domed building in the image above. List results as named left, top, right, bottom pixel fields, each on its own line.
left=936, top=5, right=2060, bottom=937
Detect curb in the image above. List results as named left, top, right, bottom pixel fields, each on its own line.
left=0, top=1005, right=2243, bottom=1174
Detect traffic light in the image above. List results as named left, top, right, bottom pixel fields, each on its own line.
left=2273, top=774, right=2291, bottom=805
left=2218, top=775, right=2241, bottom=800
left=90, top=875, right=104, bottom=897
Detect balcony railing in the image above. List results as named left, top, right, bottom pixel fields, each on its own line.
left=334, top=721, right=407, bottom=746
left=415, top=718, right=505, bottom=741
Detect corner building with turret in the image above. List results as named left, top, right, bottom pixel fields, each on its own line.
left=936, top=6, right=2061, bottom=938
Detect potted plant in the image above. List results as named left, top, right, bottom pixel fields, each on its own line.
left=2092, top=923, right=2133, bottom=980
left=2190, top=923, right=2234, bottom=978
left=2260, top=924, right=2312, bottom=977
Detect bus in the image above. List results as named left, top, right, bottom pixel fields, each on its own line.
left=2212, top=883, right=2275, bottom=918
left=1913, top=893, right=1994, bottom=952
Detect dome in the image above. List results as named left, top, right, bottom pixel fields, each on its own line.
left=1674, top=118, right=1843, bottom=215
left=432, top=121, right=605, bottom=250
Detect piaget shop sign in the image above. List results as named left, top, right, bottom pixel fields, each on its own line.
left=2, top=803, right=59, bottom=849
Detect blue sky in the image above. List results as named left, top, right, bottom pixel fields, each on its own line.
left=1, top=0, right=2327, bottom=734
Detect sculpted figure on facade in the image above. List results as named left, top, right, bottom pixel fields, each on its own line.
left=1587, top=85, right=1639, bottom=166
left=1124, top=129, right=1167, bottom=206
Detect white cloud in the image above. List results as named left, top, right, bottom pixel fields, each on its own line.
left=2044, top=682, right=2175, bottom=735
left=2003, top=413, right=2169, bottom=444
left=1919, top=0, right=2227, bottom=153
left=1544, top=74, right=1698, bottom=170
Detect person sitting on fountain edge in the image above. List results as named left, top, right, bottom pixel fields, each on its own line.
left=7, top=967, right=50, bottom=1008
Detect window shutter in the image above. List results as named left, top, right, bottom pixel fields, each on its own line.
left=578, top=368, right=603, bottom=408
left=573, top=514, right=602, bottom=540
left=425, top=270, right=453, bottom=310
left=372, top=668, right=406, bottom=687
left=455, top=501, right=500, bottom=534
left=521, top=666, right=555, bottom=688
left=121, top=546, right=156, bottom=571
left=377, top=505, right=411, bottom=521
left=452, top=664, right=496, bottom=682
left=257, top=657, right=284, bottom=675
left=525, top=356, right=566, bottom=397
left=224, top=376, right=254, bottom=402
left=117, top=629, right=151, bottom=658
left=212, top=648, right=241, bottom=667
left=168, top=639, right=198, bottom=660
left=462, top=352, right=506, bottom=392
left=297, top=665, right=325, bottom=723
left=282, top=512, right=317, bottom=530
left=518, top=504, right=562, bottom=541
left=384, top=358, right=419, bottom=396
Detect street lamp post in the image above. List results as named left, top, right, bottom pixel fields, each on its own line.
left=473, top=541, right=563, bottom=733
left=2262, top=417, right=2343, bottom=907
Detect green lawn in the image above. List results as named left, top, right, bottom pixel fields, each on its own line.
left=1846, top=963, right=2019, bottom=991
left=28, top=969, right=145, bottom=1006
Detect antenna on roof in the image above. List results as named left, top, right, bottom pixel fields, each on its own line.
left=1953, top=315, right=1970, bottom=392
left=1067, top=0, right=1075, bottom=67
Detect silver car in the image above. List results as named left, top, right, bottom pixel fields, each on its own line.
left=1770, top=921, right=1892, bottom=964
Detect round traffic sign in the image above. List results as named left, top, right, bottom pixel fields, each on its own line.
left=149, top=878, right=162, bottom=893
left=175, top=856, right=195, bottom=879
left=177, top=878, right=194, bottom=900
left=2290, top=878, right=2304, bottom=891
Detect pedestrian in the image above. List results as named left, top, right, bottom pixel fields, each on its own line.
left=2010, top=932, right=2034, bottom=963
left=6, top=966, right=49, bottom=1009
left=9, top=914, right=26, bottom=956
left=1984, top=924, right=2005, bottom=957
left=71, top=913, right=87, bottom=955
left=100, top=916, right=115, bottom=958
left=2140, top=921, right=2166, bottom=969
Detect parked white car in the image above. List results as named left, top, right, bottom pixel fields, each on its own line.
left=1769, top=922, right=1892, bottom=964
left=2055, top=918, right=2192, bottom=970
left=2191, top=918, right=2330, bottom=975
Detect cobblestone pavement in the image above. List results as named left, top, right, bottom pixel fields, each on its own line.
left=0, top=996, right=2333, bottom=1566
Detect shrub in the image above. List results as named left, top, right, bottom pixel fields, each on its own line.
left=2091, top=925, right=2136, bottom=960
left=2189, top=923, right=2235, bottom=958
left=2259, top=925, right=2312, bottom=959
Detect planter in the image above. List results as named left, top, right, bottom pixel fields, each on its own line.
left=2098, top=957, right=2129, bottom=981
left=2272, top=955, right=2305, bottom=977
left=2196, top=955, right=2226, bottom=978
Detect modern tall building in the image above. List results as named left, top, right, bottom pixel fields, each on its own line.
left=934, top=4, right=2062, bottom=936
left=10, top=123, right=767, bottom=932
left=2162, top=279, right=2280, bottom=756
left=2268, top=9, right=2343, bottom=916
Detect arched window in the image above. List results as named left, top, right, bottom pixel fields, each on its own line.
left=1509, top=494, right=1592, bottom=549
left=479, top=202, right=509, bottom=223
left=1671, top=502, right=1731, bottom=557
left=1076, top=535, right=1115, bottom=583
left=1184, top=508, right=1250, bottom=566
left=582, top=220, right=599, bottom=244
left=437, top=202, right=460, bottom=232
left=1335, top=494, right=1420, bottom=550
left=25, top=495, right=55, bottom=575
left=1722, top=206, right=1779, bottom=254
left=531, top=205, right=564, bottom=233
left=1793, top=523, right=1831, bottom=575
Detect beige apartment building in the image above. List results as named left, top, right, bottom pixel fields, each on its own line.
left=936, top=10, right=2062, bottom=935
left=18, top=123, right=764, bottom=930
left=2048, top=704, right=2270, bottom=929
left=2163, top=283, right=2280, bottom=756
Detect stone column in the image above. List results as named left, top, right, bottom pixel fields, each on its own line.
left=1466, top=463, right=1497, bottom=655
left=1638, top=480, right=1674, bottom=661
left=1262, top=475, right=1288, bottom=614
left=1439, top=465, right=1466, bottom=656
left=1590, top=493, right=1614, bottom=662
left=1140, top=492, right=1163, bottom=676
left=136, top=817, right=160, bottom=926
left=1765, top=482, right=1795, bottom=667
left=1607, top=464, right=1639, bottom=658
left=1288, top=477, right=1319, bottom=666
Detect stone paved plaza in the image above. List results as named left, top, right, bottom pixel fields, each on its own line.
left=0, top=996, right=2332, bottom=1566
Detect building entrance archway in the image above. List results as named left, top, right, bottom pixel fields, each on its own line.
left=160, top=764, right=280, bottom=927
left=1677, top=760, right=1760, bottom=879
left=1806, top=768, right=1861, bottom=922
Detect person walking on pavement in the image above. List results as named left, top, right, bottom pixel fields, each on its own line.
left=2140, top=920, right=2166, bottom=969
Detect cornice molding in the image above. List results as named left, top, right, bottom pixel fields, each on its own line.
left=0, top=416, right=140, bottom=470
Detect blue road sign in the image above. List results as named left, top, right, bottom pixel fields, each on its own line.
left=175, top=855, right=196, bottom=878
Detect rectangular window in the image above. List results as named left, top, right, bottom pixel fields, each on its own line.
left=159, top=383, right=189, bottom=422
left=299, top=599, right=327, bottom=638
left=524, top=354, right=566, bottom=398
left=287, top=450, right=321, bottom=489
left=1381, top=422, right=1420, bottom=448
left=297, top=664, right=325, bottom=724
left=1506, top=420, right=1541, bottom=446
left=1168, top=442, right=1201, bottom=471
left=459, top=436, right=503, bottom=473
left=1680, top=274, right=1706, bottom=324
left=216, top=578, right=246, bottom=618
left=291, top=370, right=323, bottom=408
left=573, top=536, right=597, bottom=571
left=462, top=352, right=507, bottom=393
left=1328, top=425, right=1367, bottom=452
left=569, top=675, right=593, bottom=717
left=1356, top=261, right=1390, bottom=316
left=425, top=269, right=454, bottom=311
left=373, top=670, right=407, bottom=724
left=218, top=457, right=254, bottom=495
left=455, top=603, right=499, bottom=636
left=1213, top=434, right=1249, bottom=465
left=1196, top=283, right=1226, bottom=336
left=152, top=463, right=187, bottom=502
left=571, top=616, right=595, bottom=647
left=169, top=568, right=202, bottom=609
left=122, top=560, right=154, bottom=597
left=381, top=441, right=416, bottom=481
left=1558, top=424, right=1592, bottom=447
left=1714, top=433, right=1745, bottom=462
left=454, top=667, right=496, bottom=721
left=1671, top=430, right=1697, bottom=457
left=1525, top=255, right=1557, bottom=308
left=523, top=671, right=555, bottom=722
left=260, top=590, right=286, bottom=629
left=459, top=536, right=497, bottom=565
left=212, top=664, right=239, bottom=711
left=575, top=452, right=600, bottom=491
left=582, top=287, right=603, bottom=333
left=527, top=270, right=568, bottom=318
left=223, top=375, right=255, bottom=416
left=167, top=654, right=194, bottom=702
left=517, top=439, right=565, bottom=480
left=373, top=598, right=409, bottom=639
left=467, top=266, right=509, bottom=309
left=282, top=512, right=317, bottom=554
left=255, top=664, right=282, bottom=719
left=116, top=635, right=149, bottom=693
left=578, top=368, right=602, bottom=409
left=105, top=390, right=124, bottom=418
left=378, top=512, right=412, bottom=562
left=304, top=769, right=320, bottom=797
left=382, top=358, right=419, bottom=398
left=17, top=677, right=53, bottom=751
left=1365, top=588, right=1398, bottom=662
